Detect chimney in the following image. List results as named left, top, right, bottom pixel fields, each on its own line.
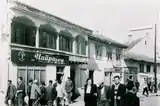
left=127, top=35, right=132, bottom=44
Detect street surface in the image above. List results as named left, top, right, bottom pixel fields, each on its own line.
left=1, top=91, right=160, bottom=106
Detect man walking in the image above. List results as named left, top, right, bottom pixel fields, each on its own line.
left=30, top=80, right=41, bottom=106
left=65, top=77, right=74, bottom=106
left=135, top=80, right=140, bottom=91
left=97, top=82, right=110, bottom=106
left=5, top=80, right=16, bottom=106
left=46, top=80, right=57, bottom=106
left=109, top=76, right=126, bottom=106
left=142, top=78, right=149, bottom=97
left=17, top=77, right=25, bottom=106
left=27, top=80, right=33, bottom=106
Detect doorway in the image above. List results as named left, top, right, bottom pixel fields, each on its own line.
left=56, top=67, right=64, bottom=81
left=70, top=68, right=75, bottom=86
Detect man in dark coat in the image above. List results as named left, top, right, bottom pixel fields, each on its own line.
left=46, top=80, right=57, bottom=106
left=109, top=76, right=126, bottom=106
left=97, top=82, right=110, bottom=106
left=16, top=77, right=25, bottom=106
left=27, top=79, right=33, bottom=106
left=121, top=81, right=139, bottom=106
left=5, top=80, right=16, bottom=106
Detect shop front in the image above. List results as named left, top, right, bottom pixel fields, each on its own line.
left=10, top=48, right=69, bottom=91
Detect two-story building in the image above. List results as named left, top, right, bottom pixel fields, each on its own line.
left=87, top=32, right=128, bottom=85
left=0, top=0, right=91, bottom=91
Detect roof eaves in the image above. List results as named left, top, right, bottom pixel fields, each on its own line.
left=11, top=0, right=93, bottom=33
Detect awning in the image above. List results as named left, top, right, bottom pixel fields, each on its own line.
left=88, top=59, right=113, bottom=71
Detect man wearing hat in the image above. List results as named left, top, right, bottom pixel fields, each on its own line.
left=30, top=80, right=41, bottom=106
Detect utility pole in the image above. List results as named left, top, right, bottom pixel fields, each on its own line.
left=154, top=24, right=157, bottom=93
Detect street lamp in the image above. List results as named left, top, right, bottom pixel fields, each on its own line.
left=130, top=25, right=157, bottom=93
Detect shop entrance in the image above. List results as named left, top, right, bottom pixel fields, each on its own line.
left=70, top=68, right=75, bottom=86
left=17, top=66, right=46, bottom=93
left=56, top=67, right=64, bottom=81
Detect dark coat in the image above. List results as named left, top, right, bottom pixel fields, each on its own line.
left=121, top=92, right=139, bottom=106
left=97, top=85, right=110, bottom=101
left=84, top=84, right=97, bottom=106
left=5, top=84, right=17, bottom=100
left=46, top=85, right=57, bottom=101
left=109, top=84, right=126, bottom=106
left=17, top=82, right=25, bottom=98
left=65, top=80, right=74, bottom=93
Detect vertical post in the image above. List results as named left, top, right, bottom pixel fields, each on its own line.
left=56, top=33, right=59, bottom=50
left=36, top=27, right=39, bottom=48
left=154, top=24, right=157, bottom=93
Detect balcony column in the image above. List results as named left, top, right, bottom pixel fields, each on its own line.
left=36, top=27, right=39, bottom=48
left=56, top=33, right=59, bottom=50
left=72, top=39, right=76, bottom=54
left=86, top=41, right=88, bottom=57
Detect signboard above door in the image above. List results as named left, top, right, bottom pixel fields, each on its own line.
left=11, top=50, right=69, bottom=66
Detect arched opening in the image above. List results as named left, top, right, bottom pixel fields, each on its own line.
left=11, top=16, right=36, bottom=46
left=39, top=24, right=57, bottom=49
left=75, top=35, right=87, bottom=55
left=59, top=29, right=73, bottom=52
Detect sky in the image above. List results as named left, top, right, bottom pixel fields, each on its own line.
left=1, top=0, right=160, bottom=44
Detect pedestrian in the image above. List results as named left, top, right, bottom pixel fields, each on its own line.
left=64, top=77, right=74, bottom=106
left=142, top=78, right=149, bottom=97
left=121, top=81, right=140, bottom=106
left=147, top=78, right=151, bottom=92
left=5, top=80, right=16, bottom=106
left=46, top=80, right=57, bottom=106
left=39, top=81, right=47, bottom=106
left=16, top=77, right=25, bottom=106
left=27, top=79, right=33, bottom=106
left=97, top=82, right=110, bottom=106
left=53, top=79, right=58, bottom=106
left=109, top=76, right=126, bottom=106
left=135, top=80, right=140, bottom=91
left=84, top=78, right=97, bottom=106
left=30, top=80, right=41, bottom=106
left=56, top=80, right=65, bottom=106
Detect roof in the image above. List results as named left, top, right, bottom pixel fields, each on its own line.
left=11, top=0, right=92, bottom=33
left=89, top=34, right=128, bottom=48
left=124, top=52, right=160, bottom=63
left=126, top=37, right=144, bottom=50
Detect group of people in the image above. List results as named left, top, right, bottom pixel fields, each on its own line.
left=5, top=76, right=74, bottom=106
left=84, top=76, right=139, bottom=106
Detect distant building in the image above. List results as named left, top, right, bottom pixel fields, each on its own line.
left=87, top=32, right=128, bottom=85
left=124, top=34, right=160, bottom=89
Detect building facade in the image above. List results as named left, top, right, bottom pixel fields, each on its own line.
left=0, top=0, right=91, bottom=91
left=87, top=32, right=128, bottom=86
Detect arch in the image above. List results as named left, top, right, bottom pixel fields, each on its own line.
left=39, top=24, right=57, bottom=33
left=12, top=16, right=36, bottom=27
left=59, top=29, right=73, bottom=38
left=75, top=35, right=87, bottom=43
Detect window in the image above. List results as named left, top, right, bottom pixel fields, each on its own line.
left=76, top=36, right=87, bottom=55
left=95, top=44, right=102, bottom=59
left=39, top=30, right=57, bottom=49
left=147, top=65, right=151, bottom=72
left=59, top=35, right=72, bottom=52
left=116, top=49, right=121, bottom=60
left=11, top=22, right=36, bottom=46
left=139, top=64, right=144, bottom=73
left=107, top=48, right=112, bottom=60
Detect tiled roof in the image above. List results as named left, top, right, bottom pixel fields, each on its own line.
left=126, top=37, right=144, bottom=50
left=89, top=34, right=128, bottom=48
left=124, top=52, right=160, bottom=63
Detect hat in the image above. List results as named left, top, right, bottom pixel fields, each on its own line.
left=34, top=80, right=38, bottom=83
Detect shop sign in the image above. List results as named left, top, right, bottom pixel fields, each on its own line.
left=11, top=50, right=69, bottom=65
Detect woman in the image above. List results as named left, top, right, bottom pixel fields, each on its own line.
left=40, top=81, right=47, bottom=106
left=84, top=78, right=98, bottom=106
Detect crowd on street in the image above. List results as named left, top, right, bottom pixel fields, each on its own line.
left=4, top=74, right=160, bottom=106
